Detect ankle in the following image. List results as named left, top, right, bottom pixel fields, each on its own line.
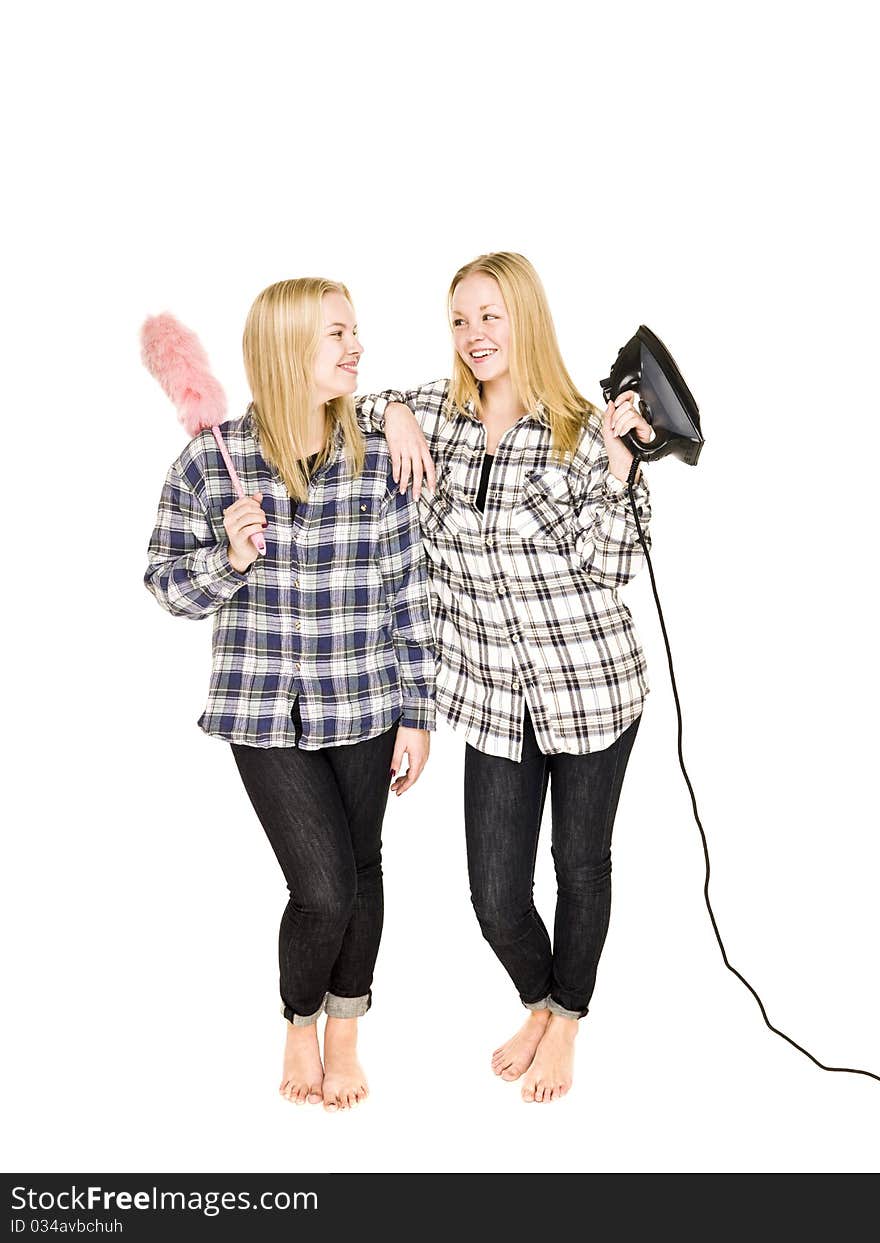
left=547, top=1014, right=578, bottom=1039
left=286, top=1021, right=319, bottom=1045
left=324, top=1016, right=359, bottom=1046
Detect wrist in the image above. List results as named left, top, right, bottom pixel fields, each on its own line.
left=227, top=545, right=252, bottom=574
left=606, top=452, right=632, bottom=482
left=607, top=462, right=639, bottom=490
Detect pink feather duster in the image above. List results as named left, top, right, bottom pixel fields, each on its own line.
left=141, top=313, right=228, bottom=437
left=141, top=313, right=265, bottom=556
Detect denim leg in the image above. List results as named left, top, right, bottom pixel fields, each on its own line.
left=464, top=711, right=554, bottom=1008
left=548, top=715, right=641, bottom=1017
left=322, top=723, right=398, bottom=1009
left=231, top=742, right=362, bottom=1022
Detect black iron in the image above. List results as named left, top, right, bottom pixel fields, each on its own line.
left=601, top=324, right=704, bottom=465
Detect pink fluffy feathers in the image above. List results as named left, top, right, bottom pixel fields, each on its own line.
left=141, top=313, right=228, bottom=437
left=141, top=311, right=266, bottom=556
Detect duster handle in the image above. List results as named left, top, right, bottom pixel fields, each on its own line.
left=211, top=426, right=266, bottom=556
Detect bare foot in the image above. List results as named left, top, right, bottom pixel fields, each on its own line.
left=521, top=1014, right=577, bottom=1103
left=279, top=1022, right=324, bottom=1105
left=491, top=1010, right=551, bottom=1081
left=322, top=1017, right=369, bottom=1112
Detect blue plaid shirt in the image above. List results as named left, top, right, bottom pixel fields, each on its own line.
left=145, top=408, right=436, bottom=749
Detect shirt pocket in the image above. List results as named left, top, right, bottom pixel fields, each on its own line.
left=510, top=467, right=575, bottom=544
left=418, top=467, right=457, bottom=537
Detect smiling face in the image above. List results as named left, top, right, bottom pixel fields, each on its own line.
left=450, top=272, right=511, bottom=384
left=312, top=290, right=362, bottom=405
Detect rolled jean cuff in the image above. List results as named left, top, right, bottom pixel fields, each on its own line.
left=282, top=999, right=324, bottom=1027
left=324, top=991, right=370, bottom=1019
left=524, top=995, right=551, bottom=1013
left=547, top=997, right=587, bottom=1021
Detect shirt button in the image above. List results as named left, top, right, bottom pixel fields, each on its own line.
left=496, top=583, right=506, bottom=596
left=294, top=662, right=301, bottom=670
left=510, top=634, right=520, bottom=644
left=293, top=579, right=299, bottom=588
left=360, top=504, right=368, bottom=512
left=485, top=536, right=494, bottom=548
left=295, top=622, right=301, bottom=631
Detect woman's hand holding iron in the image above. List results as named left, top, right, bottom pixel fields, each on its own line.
left=224, top=491, right=267, bottom=572
left=385, top=402, right=436, bottom=500
left=603, top=391, right=655, bottom=484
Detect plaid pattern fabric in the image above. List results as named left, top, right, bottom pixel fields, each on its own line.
left=357, top=380, right=650, bottom=760
left=145, top=409, right=435, bottom=749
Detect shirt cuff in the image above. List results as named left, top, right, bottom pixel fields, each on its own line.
left=201, top=546, right=252, bottom=597
left=369, top=396, right=389, bottom=431
left=399, top=698, right=436, bottom=731
left=368, top=392, right=409, bottom=433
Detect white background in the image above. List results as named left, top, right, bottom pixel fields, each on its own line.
left=3, top=0, right=878, bottom=1175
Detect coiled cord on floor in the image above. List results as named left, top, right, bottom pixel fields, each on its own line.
left=626, top=456, right=879, bottom=1083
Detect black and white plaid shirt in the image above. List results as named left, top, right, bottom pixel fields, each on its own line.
left=357, top=381, right=650, bottom=760
left=145, top=409, right=435, bottom=749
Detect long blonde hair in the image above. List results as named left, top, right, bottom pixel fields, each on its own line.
left=447, top=252, right=599, bottom=461
left=242, top=278, right=365, bottom=500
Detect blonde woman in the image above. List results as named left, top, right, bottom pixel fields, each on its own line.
left=145, top=279, right=435, bottom=1110
left=357, top=253, right=654, bottom=1103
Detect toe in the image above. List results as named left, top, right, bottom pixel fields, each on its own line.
left=500, top=1066, right=521, bottom=1082
left=521, top=1083, right=535, bottom=1102
left=307, top=1085, right=323, bottom=1104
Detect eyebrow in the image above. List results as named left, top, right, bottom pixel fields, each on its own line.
left=326, top=321, right=357, bottom=330
left=451, top=304, right=501, bottom=315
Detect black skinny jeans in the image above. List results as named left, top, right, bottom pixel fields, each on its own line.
left=464, top=708, right=641, bottom=1018
left=231, top=720, right=398, bottom=1023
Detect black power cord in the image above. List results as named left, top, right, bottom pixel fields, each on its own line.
left=626, top=455, right=879, bottom=1083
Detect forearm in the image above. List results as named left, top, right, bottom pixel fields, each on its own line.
left=145, top=464, right=250, bottom=618
left=355, top=390, right=408, bottom=434
left=573, top=472, right=652, bottom=588
left=144, top=544, right=249, bottom=618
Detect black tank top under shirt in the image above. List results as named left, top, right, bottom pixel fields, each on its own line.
left=475, top=453, right=494, bottom=513
left=289, top=453, right=320, bottom=520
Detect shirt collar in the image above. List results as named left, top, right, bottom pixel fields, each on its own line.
left=244, top=404, right=346, bottom=469
left=460, top=396, right=551, bottom=429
